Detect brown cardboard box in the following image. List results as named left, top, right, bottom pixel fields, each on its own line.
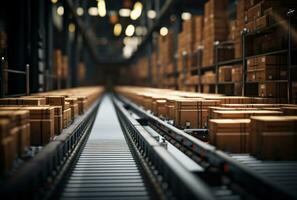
left=175, top=99, right=220, bottom=128
left=219, top=66, right=232, bottom=82
left=30, top=119, right=54, bottom=146
left=212, top=110, right=282, bottom=119
left=250, top=116, right=297, bottom=160
left=46, top=96, right=66, bottom=109
left=0, top=98, right=46, bottom=106
left=209, top=119, right=251, bottom=153
left=258, top=82, right=287, bottom=98
left=0, top=135, right=15, bottom=174
left=63, top=108, right=72, bottom=128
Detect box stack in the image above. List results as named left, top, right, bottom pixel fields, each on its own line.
left=247, top=55, right=287, bottom=81
left=53, top=49, right=63, bottom=78
left=232, top=65, right=243, bottom=95
left=218, top=66, right=232, bottom=82
left=193, top=16, right=204, bottom=51
left=246, top=55, right=288, bottom=98
left=0, top=87, right=103, bottom=175
left=151, top=51, right=158, bottom=86
left=209, top=119, right=251, bottom=153
left=202, top=0, right=229, bottom=66
left=250, top=116, right=297, bottom=160
left=131, top=57, right=149, bottom=85
left=159, top=32, right=173, bottom=74
left=77, top=62, right=86, bottom=82
left=244, top=1, right=284, bottom=32
left=0, top=31, right=8, bottom=94
left=174, top=99, right=220, bottom=129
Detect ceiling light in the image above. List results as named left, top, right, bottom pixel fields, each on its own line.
left=160, top=27, right=168, bottom=36
left=114, top=23, right=122, bottom=36
left=130, top=2, right=142, bottom=20
left=119, top=8, right=131, bottom=17
left=88, top=7, right=98, bottom=16
left=125, top=24, right=135, bottom=37
left=135, top=26, right=143, bottom=36
left=147, top=10, right=157, bottom=19
left=57, top=6, right=64, bottom=16
left=97, top=0, right=106, bottom=17
left=181, top=12, right=192, bottom=20
left=123, top=45, right=133, bottom=58
left=51, top=0, right=58, bottom=4
left=76, top=7, right=84, bottom=16
left=68, top=23, right=76, bottom=33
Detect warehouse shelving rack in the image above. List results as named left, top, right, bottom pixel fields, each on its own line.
left=185, top=9, right=296, bottom=103
left=0, top=57, right=30, bottom=97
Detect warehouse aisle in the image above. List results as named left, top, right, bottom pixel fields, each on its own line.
left=59, top=95, right=150, bottom=200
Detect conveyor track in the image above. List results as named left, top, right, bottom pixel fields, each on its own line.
left=58, top=95, right=150, bottom=200
left=231, top=154, right=297, bottom=199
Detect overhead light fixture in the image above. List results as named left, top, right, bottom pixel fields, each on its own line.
left=130, top=2, right=142, bottom=20
left=68, top=23, right=76, bottom=33
left=125, top=24, right=135, bottom=37
left=147, top=10, right=157, bottom=19
left=114, top=23, right=122, bottom=36
left=88, top=7, right=98, bottom=16
left=119, top=8, right=131, bottom=17
left=181, top=12, right=192, bottom=20
left=123, top=45, right=133, bottom=58
left=135, top=26, right=147, bottom=36
left=160, top=27, right=168, bottom=36
left=76, top=7, right=84, bottom=16
left=97, top=0, right=106, bottom=17
left=51, top=0, right=58, bottom=4
left=57, top=6, right=64, bottom=16
left=135, top=26, right=143, bottom=36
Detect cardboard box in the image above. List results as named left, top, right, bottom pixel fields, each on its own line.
left=212, top=110, right=282, bottom=119
left=0, top=136, right=15, bottom=174
left=250, top=116, right=297, bottom=160
left=30, top=119, right=54, bottom=146
left=258, top=82, right=287, bottom=98
left=209, top=119, right=251, bottom=153
left=219, top=66, right=232, bottom=82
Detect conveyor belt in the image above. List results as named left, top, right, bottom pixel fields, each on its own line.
left=231, top=154, right=297, bottom=199
left=59, top=95, right=150, bottom=200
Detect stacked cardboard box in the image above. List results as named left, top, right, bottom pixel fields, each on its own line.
left=0, top=119, right=16, bottom=175
left=247, top=55, right=287, bottom=81
left=0, top=31, right=8, bottom=94
left=0, top=110, right=30, bottom=155
left=202, top=0, right=229, bottom=66
left=178, top=18, right=198, bottom=74
left=131, top=57, right=149, bottom=85
left=193, top=16, right=204, bottom=51
left=250, top=116, right=297, bottom=160
left=201, top=71, right=216, bottom=85
left=0, top=98, right=47, bottom=106
left=174, top=99, right=220, bottom=128
left=258, top=82, right=287, bottom=98
left=159, top=33, right=173, bottom=88
left=77, top=62, right=86, bottom=82
left=53, top=49, right=63, bottom=78
left=0, top=106, right=55, bottom=146
left=218, top=66, right=232, bottom=82
left=209, top=119, right=251, bottom=153
left=211, top=110, right=282, bottom=119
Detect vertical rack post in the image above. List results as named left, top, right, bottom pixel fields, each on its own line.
left=214, top=41, right=219, bottom=94
left=0, top=57, right=5, bottom=97
left=182, top=51, right=187, bottom=90
left=197, top=49, right=202, bottom=93
left=287, top=9, right=294, bottom=103
left=241, top=28, right=247, bottom=96
left=26, top=64, right=30, bottom=95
